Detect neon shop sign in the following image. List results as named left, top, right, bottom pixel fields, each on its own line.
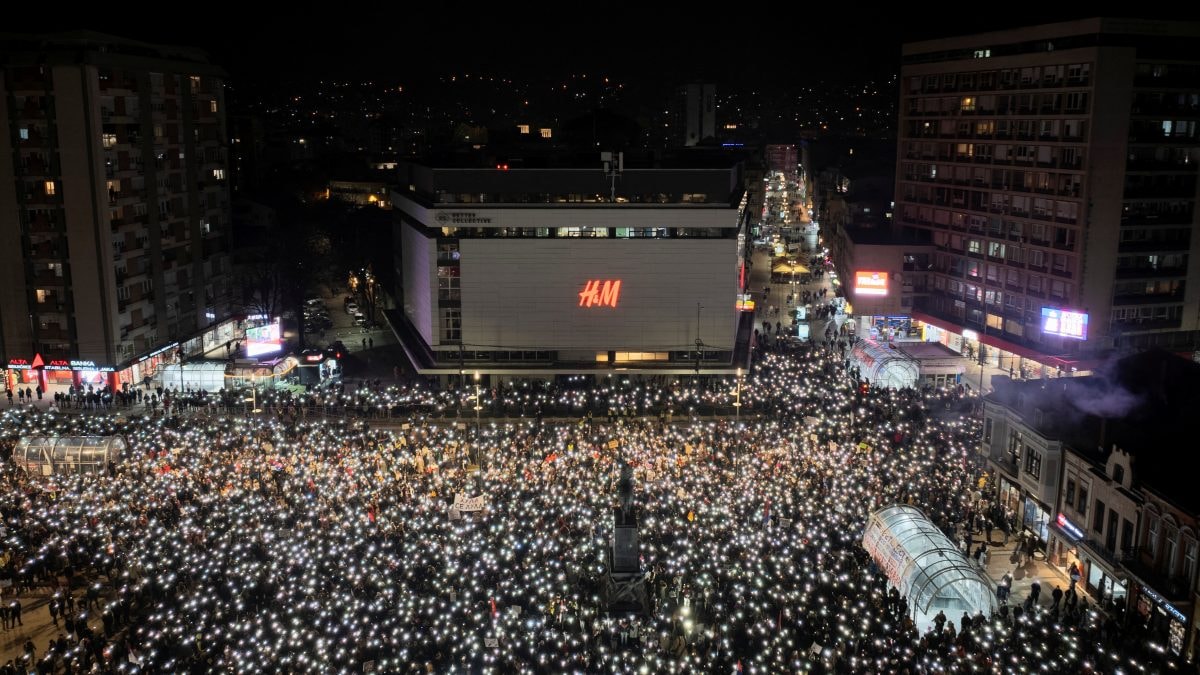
left=579, top=280, right=622, bottom=308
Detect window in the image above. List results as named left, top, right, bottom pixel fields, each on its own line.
left=1149, top=516, right=1161, bottom=556
left=1164, top=525, right=1179, bottom=574
left=1007, top=430, right=1023, bottom=467
left=1112, top=464, right=1124, bottom=484
left=102, top=133, right=117, bottom=148
left=960, top=97, right=976, bottom=112
left=1185, top=538, right=1198, bottom=584
left=439, top=307, right=461, bottom=342
left=44, top=180, right=56, bottom=196
left=539, top=128, right=552, bottom=139
left=1065, top=478, right=1076, bottom=508
left=1024, top=447, right=1042, bottom=479
left=209, top=100, right=218, bottom=113
left=1093, top=500, right=1106, bottom=533
left=19, top=127, right=29, bottom=140
left=1078, top=485, right=1088, bottom=516
left=213, top=169, right=225, bottom=180
left=517, top=124, right=530, bottom=134
left=983, top=418, right=993, bottom=443
left=1122, top=519, right=1134, bottom=554
left=35, top=289, right=49, bottom=303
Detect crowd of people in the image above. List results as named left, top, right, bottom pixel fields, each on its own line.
left=0, top=338, right=1183, bottom=673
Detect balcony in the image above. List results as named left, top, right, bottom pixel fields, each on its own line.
left=32, top=272, right=65, bottom=286
left=1117, top=239, right=1191, bottom=253
left=1115, top=266, right=1188, bottom=279
left=1124, top=552, right=1193, bottom=603
left=1112, top=292, right=1185, bottom=306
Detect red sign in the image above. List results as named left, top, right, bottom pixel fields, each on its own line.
left=31, top=353, right=44, bottom=369
left=45, top=359, right=72, bottom=371
left=854, top=271, right=888, bottom=296
left=579, top=280, right=621, bottom=308
left=6, top=358, right=31, bottom=370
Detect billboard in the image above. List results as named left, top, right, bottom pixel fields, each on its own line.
left=854, top=271, right=888, bottom=296
left=1041, top=307, right=1088, bottom=340
left=246, top=319, right=283, bottom=357
left=459, top=239, right=734, bottom=351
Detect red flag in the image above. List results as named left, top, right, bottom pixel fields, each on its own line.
left=490, top=597, right=497, bottom=617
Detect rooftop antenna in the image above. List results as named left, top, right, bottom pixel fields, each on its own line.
left=601, top=151, right=623, bottom=202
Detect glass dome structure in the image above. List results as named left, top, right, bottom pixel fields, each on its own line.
left=862, top=504, right=997, bottom=630
left=13, top=436, right=127, bottom=477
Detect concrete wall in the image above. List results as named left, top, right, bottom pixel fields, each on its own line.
left=53, top=64, right=116, bottom=363
left=459, top=238, right=736, bottom=352
left=0, top=74, right=33, bottom=360
left=1081, top=47, right=1136, bottom=349
left=400, top=221, right=435, bottom=346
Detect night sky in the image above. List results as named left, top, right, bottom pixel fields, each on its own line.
left=8, top=7, right=1200, bottom=91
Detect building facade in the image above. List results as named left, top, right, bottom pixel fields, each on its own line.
left=0, top=32, right=234, bottom=392
left=1049, top=444, right=1140, bottom=614
left=390, top=156, right=748, bottom=378
left=678, top=83, right=717, bottom=147
left=980, top=386, right=1065, bottom=547
left=896, top=18, right=1200, bottom=375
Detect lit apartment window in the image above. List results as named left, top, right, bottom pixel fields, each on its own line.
left=540, top=128, right=552, bottom=139
left=973, top=49, right=991, bottom=58
left=44, top=180, right=56, bottom=196
left=960, top=97, right=976, bottom=112
left=19, top=128, right=29, bottom=140
left=517, top=124, right=530, bottom=134
left=102, top=133, right=117, bottom=148
left=209, top=100, right=218, bottom=113
left=213, top=169, right=225, bottom=180
left=35, top=289, right=49, bottom=303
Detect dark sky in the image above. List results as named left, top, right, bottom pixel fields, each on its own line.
left=10, top=6, right=1200, bottom=91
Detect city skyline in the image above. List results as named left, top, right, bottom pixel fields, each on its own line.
left=8, top=9, right=1200, bottom=92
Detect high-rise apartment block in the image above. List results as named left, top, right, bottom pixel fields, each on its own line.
left=1, top=32, right=235, bottom=392
left=896, top=19, right=1200, bottom=369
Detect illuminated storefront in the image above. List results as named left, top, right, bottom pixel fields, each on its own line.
left=1133, top=583, right=1189, bottom=657
left=4, top=317, right=245, bottom=394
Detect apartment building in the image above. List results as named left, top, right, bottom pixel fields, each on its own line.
left=897, top=18, right=1200, bottom=375
left=0, top=32, right=235, bottom=392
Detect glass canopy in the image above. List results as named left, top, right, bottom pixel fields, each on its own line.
left=862, top=504, right=997, bottom=630
left=13, top=436, right=128, bottom=477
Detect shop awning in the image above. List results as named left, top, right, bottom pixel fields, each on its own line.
left=772, top=260, right=810, bottom=275
left=913, top=312, right=1051, bottom=362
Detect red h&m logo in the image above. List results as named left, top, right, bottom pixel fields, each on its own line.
left=579, top=280, right=621, bottom=308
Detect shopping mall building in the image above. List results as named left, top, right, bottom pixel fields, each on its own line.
left=388, top=153, right=753, bottom=379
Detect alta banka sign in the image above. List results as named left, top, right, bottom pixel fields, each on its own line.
left=579, top=280, right=622, bottom=308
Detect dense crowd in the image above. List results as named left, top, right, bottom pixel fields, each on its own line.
left=0, top=340, right=1180, bottom=673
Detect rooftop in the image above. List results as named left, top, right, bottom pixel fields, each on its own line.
left=987, top=349, right=1200, bottom=511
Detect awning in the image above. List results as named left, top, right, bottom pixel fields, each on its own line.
left=912, top=312, right=1051, bottom=362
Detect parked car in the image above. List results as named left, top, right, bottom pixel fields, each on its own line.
left=346, top=302, right=359, bottom=315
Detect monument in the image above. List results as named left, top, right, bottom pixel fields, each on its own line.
left=604, top=460, right=650, bottom=614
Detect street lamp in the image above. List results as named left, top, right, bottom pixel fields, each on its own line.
left=473, top=371, right=483, bottom=482
left=473, top=371, right=482, bottom=435
left=733, top=367, right=743, bottom=424
left=732, top=367, right=743, bottom=474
